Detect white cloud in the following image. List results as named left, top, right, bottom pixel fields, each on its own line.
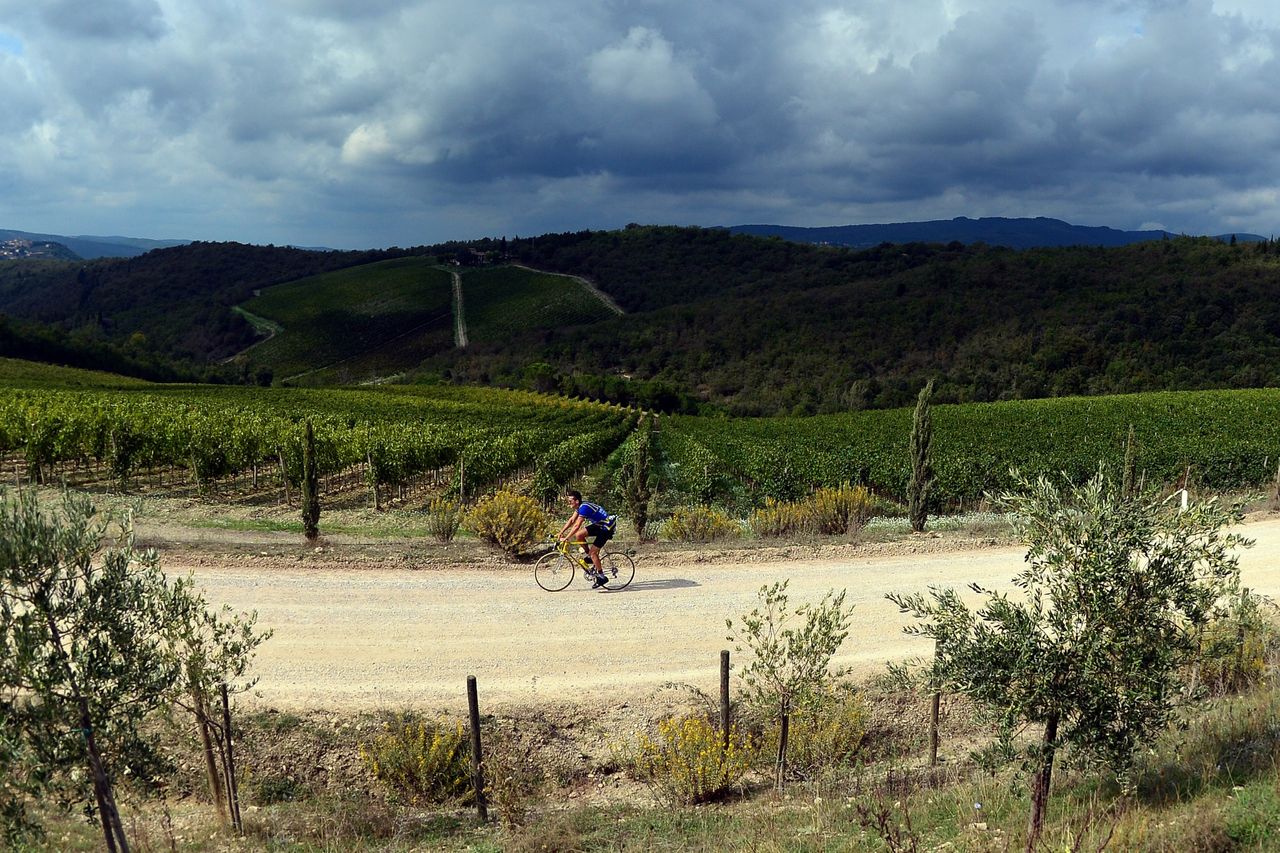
left=587, top=27, right=713, bottom=116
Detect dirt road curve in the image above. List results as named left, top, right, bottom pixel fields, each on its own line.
left=186, top=518, right=1280, bottom=711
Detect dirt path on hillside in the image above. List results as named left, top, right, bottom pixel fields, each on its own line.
left=178, top=517, right=1280, bottom=713
left=450, top=269, right=468, bottom=347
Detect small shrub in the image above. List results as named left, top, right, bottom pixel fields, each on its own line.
left=425, top=497, right=463, bottom=543
left=1195, top=591, right=1280, bottom=694
left=806, top=483, right=874, bottom=536
left=484, top=734, right=545, bottom=829
left=748, top=498, right=810, bottom=538
left=752, top=683, right=868, bottom=780
left=662, top=506, right=741, bottom=543
left=247, top=771, right=304, bottom=804
left=465, top=491, right=550, bottom=555
left=624, top=715, right=754, bottom=805
left=359, top=716, right=472, bottom=805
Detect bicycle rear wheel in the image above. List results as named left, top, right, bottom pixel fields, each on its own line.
left=534, top=552, right=574, bottom=591
left=599, top=551, right=635, bottom=591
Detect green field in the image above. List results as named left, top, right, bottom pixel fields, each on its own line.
left=461, top=265, right=616, bottom=344
left=239, top=257, right=454, bottom=381
left=0, top=357, right=153, bottom=389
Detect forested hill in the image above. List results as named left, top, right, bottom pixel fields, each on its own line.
left=4, top=226, right=1280, bottom=414
left=0, top=242, right=420, bottom=362
left=443, top=226, right=1280, bottom=414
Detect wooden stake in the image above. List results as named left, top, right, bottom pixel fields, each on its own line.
left=467, top=676, right=488, bottom=822
left=720, top=650, right=731, bottom=751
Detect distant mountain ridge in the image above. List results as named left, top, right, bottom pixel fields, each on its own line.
left=0, top=228, right=189, bottom=259
left=727, top=216, right=1266, bottom=250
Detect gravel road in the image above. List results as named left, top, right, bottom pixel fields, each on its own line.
left=184, top=517, right=1280, bottom=712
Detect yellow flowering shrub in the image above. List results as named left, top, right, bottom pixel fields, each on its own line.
left=465, top=490, right=550, bottom=555
left=806, top=483, right=874, bottom=535
left=662, top=506, right=741, bottom=543
left=359, top=716, right=472, bottom=805
left=747, top=485, right=874, bottom=539
left=748, top=498, right=810, bottom=538
left=426, top=496, right=463, bottom=542
left=755, top=684, right=868, bottom=780
left=624, top=715, right=754, bottom=804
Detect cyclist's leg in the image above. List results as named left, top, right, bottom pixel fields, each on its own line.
left=569, top=528, right=591, bottom=566
left=585, top=525, right=610, bottom=584
left=590, top=525, right=612, bottom=567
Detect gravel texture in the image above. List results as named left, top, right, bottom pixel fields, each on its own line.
left=155, top=514, right=1280, bottom=714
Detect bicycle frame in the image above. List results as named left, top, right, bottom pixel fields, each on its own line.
left=534, top=538, right=635, bottom=592
left=555, top=539, right=596, bottom=575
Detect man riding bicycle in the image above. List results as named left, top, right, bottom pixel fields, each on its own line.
left=557, top=490, right=617, bottom=589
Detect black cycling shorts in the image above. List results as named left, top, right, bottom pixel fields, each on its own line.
left=585, top=523, right=614, bottom=548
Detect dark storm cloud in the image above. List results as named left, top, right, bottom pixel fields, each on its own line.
left=0, top=0, right=1278, bottom=247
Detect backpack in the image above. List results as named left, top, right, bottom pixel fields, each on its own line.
left=580, top=502, right=616, bottom=530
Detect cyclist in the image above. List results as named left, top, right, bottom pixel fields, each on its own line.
left=557, top=490, right=617, bottom=589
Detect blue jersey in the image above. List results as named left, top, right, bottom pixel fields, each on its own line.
left=577, top=502, right=613, bottom=526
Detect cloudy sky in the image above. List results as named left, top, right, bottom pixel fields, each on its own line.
left=1, top=0, right=1278, bottom=249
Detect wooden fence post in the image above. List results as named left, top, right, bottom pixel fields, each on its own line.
left=467, top=676, right=488, bottom=823
left=720, top=650, right=731, bottom=750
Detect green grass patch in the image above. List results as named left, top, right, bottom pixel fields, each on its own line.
left=461, top=266, right=615, bottom=344
left=240, top=257, right=454, bottom=380
left=184, top=515, right=442, bottom=539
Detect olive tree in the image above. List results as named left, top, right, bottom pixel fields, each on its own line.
left=0, top=490, right=266, bottom=849
left=888, top=469, right=1247, bottom=851
left=727, top=580, right=854, bottom=789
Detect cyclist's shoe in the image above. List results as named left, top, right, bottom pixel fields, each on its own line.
left=591, top=573, right=608, bottom=589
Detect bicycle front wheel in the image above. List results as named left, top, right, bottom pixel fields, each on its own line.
left=599, top=551, right=635, bottom=591
left=534, top=552, right=574, bottom=591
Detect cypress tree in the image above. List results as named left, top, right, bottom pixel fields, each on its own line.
left=908, top=380, right=935, bottom=533
left=302, top=420, right=320, bottom=541
left=621, top=415, right=655, bottom=540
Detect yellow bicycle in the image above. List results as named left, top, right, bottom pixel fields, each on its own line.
left=534, top=539, right=635, bottom=592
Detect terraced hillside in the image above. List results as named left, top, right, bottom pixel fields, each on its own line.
left=237, top=257, right=454, bottom=382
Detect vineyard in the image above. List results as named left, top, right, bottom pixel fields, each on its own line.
left=236, top=257, right=456, bottom=382
left=0, top=382, right=637, bottom=510
left=656, top=389, right=1280, bottom=510
left=459, top=265, right=618, bottom=344
left=3, top=361, right=1280, bottom=521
